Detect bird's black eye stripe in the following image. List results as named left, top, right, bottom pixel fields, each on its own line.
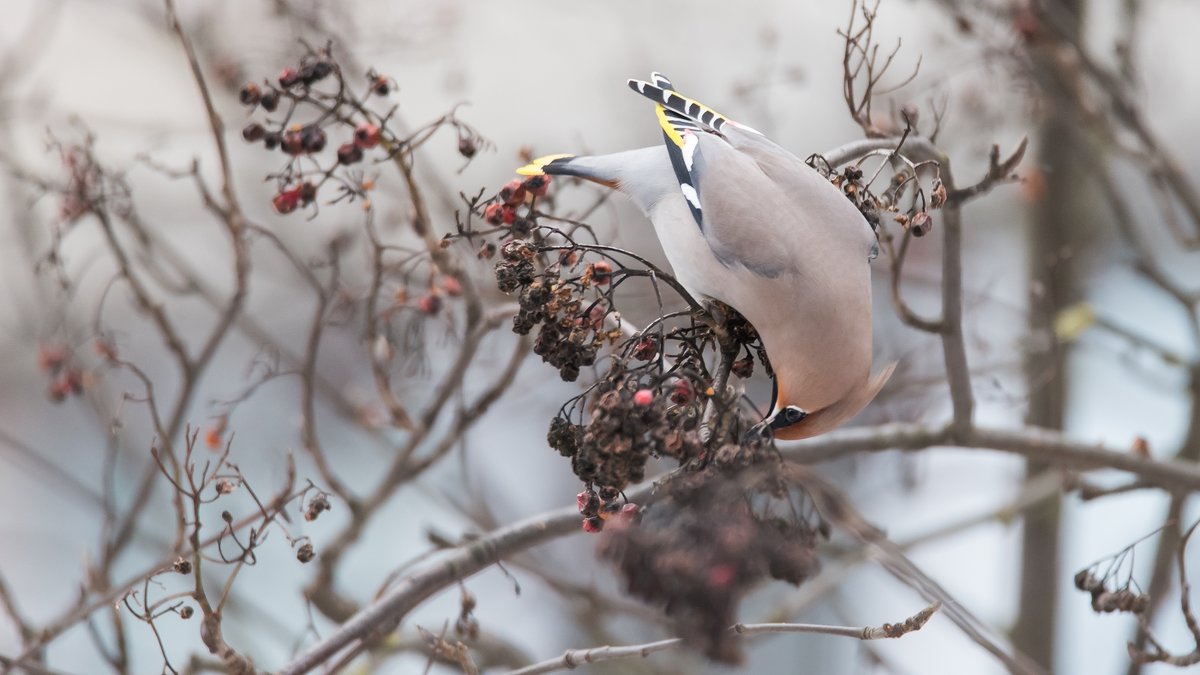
left=769, top=406, right=807, bottom=429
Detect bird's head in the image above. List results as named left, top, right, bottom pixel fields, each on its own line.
left=767, top=362, right=896, bottom=441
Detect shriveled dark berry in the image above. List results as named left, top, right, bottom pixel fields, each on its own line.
left=281, top=130, right=304, bottom=155
left=458, top=136, right=477, bottom=158
left=299, top=60, right=333, bottom=84
left=242, top=123, right=266, bottom=142
left=337, top=142, right=363, bottom=165
left=511, top=217, right=534, bottom=237
left=300, top=126, right=327, bottom=153
left=238, top=82, right=261, bottom=106
left=370, top=72, right=391, bottom=96
left=296, top=542, right=314, bottom=563
left=298, top=182, right=317, bottom=206
left=260, top=89, right=280, bottom=112
left=263, top=132, right=281, bottom=150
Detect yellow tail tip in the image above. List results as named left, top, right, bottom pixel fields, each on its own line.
left=516, top=153, right=573, bottom=176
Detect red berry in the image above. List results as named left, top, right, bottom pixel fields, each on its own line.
left=354, top=123, right=381, bottom=149
left=273, top=188, right=301, bottom=214
left=441, top=276, right=463, bottom=297
left=278, top=67, right=300, bottom=88
left=590, top=261, right=612, bottom=285
left=483, top=203, right=506, bottom=225
left=582, top=516, right=604, bottom=534
left=708, top=563, right=736, bottom=588
left=576, top=490, right=600, bottom=516
left=670, top=380, right=692, bottom=405
left=632, top=337, right=658, bottom=361
left=633, top=389, right=654, bottom=406
left=204, top=427, right=223, bottom=450
left=616, top=503, right=641, bottom=524
left=37, top=344, right=67, bottom=373
left=418, top=293, right=442, bottom=315
left=499, top=179, right=527, bottom=206
left=732, top=357, right=754, bottom=379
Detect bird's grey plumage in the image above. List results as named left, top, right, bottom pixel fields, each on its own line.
left=521, top=74, right=891, bottom=439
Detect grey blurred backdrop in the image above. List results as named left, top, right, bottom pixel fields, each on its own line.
left=1, top=0, right=1199, bottom=673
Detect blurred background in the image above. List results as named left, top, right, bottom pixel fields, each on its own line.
left=1, top=0, right=1199, bottom=673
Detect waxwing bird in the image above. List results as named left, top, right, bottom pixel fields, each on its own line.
left=517, top=73, right=894, bottom=440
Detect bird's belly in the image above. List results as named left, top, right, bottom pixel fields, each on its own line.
left=647, top=197, right=873, bottom=412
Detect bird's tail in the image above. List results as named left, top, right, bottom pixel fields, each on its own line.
left=627, top=72, right=761, bottom=136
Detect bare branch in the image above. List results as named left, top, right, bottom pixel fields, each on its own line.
left=506, top=602, right=940, bottom=675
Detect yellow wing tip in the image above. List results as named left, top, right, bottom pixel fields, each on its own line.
left=516, top=153, right=573, bottom=176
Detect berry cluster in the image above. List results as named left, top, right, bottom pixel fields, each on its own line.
left=598, top=470, right=820, bottom=664
left=548, top=369, right=705, bottom=496
left=817, top=154, right=944, bottom=239
left=238, top=45, right=484, bottom=217
left=494, top=239, right=622, bottom=383
left=37, top=342, right=96, bottom=402
left=1073, top=569, right=1150, bottom=615
left=575, top=485, right=641, bottom=534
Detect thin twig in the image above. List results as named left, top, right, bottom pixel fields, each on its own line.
left=505, top=602, right=940, bottom=675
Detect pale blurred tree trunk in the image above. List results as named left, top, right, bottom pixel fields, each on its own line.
left=1014, top=0, right=1088, bottom=668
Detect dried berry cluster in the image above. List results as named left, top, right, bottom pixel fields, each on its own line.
left=816, top=155, right=941, bottom=238
left=494, top=239, right=623, bottom=383
left=1074, top=569, right=1150, bottom=615
left=599, top=470, right=820, bottom=664
left=549, top=372, right=704, bottom=492
left=831, top=163, right=881, bottom=231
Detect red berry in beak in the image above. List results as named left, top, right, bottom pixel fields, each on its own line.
left=523, top=174, right=551, bottom=197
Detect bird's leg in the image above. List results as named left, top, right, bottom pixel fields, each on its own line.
left=697, top=301, right=741, bottom=446
left=697, top=299, right=738, bottom=356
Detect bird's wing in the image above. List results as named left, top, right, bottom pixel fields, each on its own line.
left=628, top=74, right=808, bottom=278
left=627, top=73, right=876, bottom=279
